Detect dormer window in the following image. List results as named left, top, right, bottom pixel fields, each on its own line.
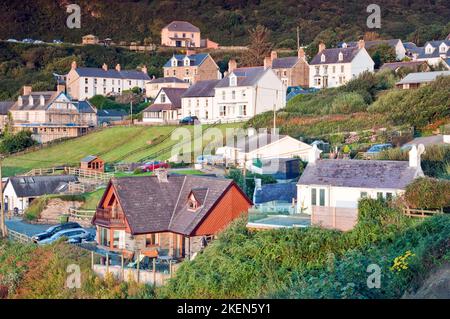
left=338, top=52, right=343, bottom=61
left=229, top=74, right=237, bottom=86
left=187, top=189, right=206, bottom=212
left=183, top=57, right=190, bottom=66
left=439, top=43, right=447, bottom=53
left=188, top=198, right=199, bottom=211
left=321, top=54, right=326, bottom=62
left=425, top=44, right=434, bottom=54
left=171, top=57, right=178, bottom=67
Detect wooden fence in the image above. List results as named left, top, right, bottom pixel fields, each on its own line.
left=68, top=207, right=96, bottom=221
left=7, top=228, right=32, bottom=243
left=403, top=207, right=443, bottom=218
left=24, top=166, right=113, bottom=183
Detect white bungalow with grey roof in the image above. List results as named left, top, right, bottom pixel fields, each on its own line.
left=396, top=71, right=450, bottom=89
left=309, top=40, right=374, bottom=89
left=213, top=62, right=286, bottom=122
left=296, top=145, right=425, bottom=231
left=3, top=175, right=79, bottom=213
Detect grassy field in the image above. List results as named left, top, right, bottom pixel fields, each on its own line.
left=3, top=123, right=242, bottom=177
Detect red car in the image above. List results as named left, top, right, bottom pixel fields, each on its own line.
left=139, top=161, right=169, bottom=172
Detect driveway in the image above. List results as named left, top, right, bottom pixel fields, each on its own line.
left=5, top=218, right=95, bottom=237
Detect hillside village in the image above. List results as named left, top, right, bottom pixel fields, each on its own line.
left=0, top=14, right=449, bottom=300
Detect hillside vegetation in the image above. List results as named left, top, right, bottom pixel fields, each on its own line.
left=1, top=1, right=449, bottom=47
left=159, top=199, right=450, bottom=298
left=3, top=123, right=242, bottom=177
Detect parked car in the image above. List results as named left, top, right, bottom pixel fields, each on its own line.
left=179, top=116, right=198, bottom=125
left=33, top=40, right=44, bottom=44
left=22, top=38, right=34, bottom=43
left=53, top=39, right=63, bottom=44
left=7, top=39, right=18, bottom=43
left=366, top=143, right=393, bottom=154
left=38, top=228, right=92, bottom=245
left=139, top=161, right=169, bottom=172
left=32, top=222, right=82, bottom=243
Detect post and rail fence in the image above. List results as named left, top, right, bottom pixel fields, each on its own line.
left=403, top=207, right=443, bottom=218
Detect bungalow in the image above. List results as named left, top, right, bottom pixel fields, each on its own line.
left=253, top=181, right=297, bottom=214
left=380, top=61, right=430, bottom=73
left=142, top=87, right=187, bottom=124
left=309, top=40, right=374, bottom=89
left=217, top=132, right=312, bottom=166
left=296, top=144, right=425, bottom=231
left=3, top=175, right=79, bottom=213
left=395, top=71, right=450, bottom=89
left=97, top=109, right=128, bottom=125
left=92, top=170, right=252, bottom=260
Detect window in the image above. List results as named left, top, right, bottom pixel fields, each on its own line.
left=319, top=189, right=325, bottom=206
left=341, top=65, right=344, bottom=73
left=85, top=87, right=88, bottom=93
left=173, top=70, right=176, bottom=76
left=283, top=70, right=287, bottom=76
left=112, top=230, right=124, bottom=249
left=232, top=91, right=236, bottom=99
left=242, top=105, right=247, bottom=116
left=332, top=66, right=336, bottom=73
left=146, top=234, right=159, bottom=247
left=128, top=81, right=131, bottom=86
left=205, top=99, right=208, bottom=107
left=100, top=227, right=110, bottom=247
left=360, top=192, right=368, bottom=198
left=222, top=91, right=226, bottom=100
left=220, top=105, right=226, bottom=117
left=205, top=110, right=209, bottom=119
left=242, top=90, right=246, bottom=98
left=84, top=78, right=88, bottom=84
left=338, top=52, right=343, bottom=61
left=386, top=192, right=393, bottom=201
left=323, top=65, right=328, bottom=75
left=377, top=192, right=383, bottom=199
left=185, top=69, right=190, bottom=76
left=188, top=198, right=199, bottom=211
left=315, top=66, right=320, bottom=75
left=160, top=93, right=166, bottom=103
left=311, top=188, right=317, bottom=206
left=94, top=79, right=97, bottom=85
left=196, top=99, right=200, bottom=107
left=103, top=79, right=106, bottom=85
left=103, top=87, right=106, bottom=94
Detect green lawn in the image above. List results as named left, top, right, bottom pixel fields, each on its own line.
left=3, top=123, right=242, bottom=177
left=80, top=188, right=106, bottom=210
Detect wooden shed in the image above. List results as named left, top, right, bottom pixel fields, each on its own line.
left=80, top=155, right=105, bottom=172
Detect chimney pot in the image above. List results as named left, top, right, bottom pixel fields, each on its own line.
left=154, top=168, right=168, bottom=183
left=71, top=61, right=77, bottom=70
left=358, top=39, right=365, bottom=49
left=270, top=51, right=278, bottom=61
left=115, top=64, right=121, bottom=72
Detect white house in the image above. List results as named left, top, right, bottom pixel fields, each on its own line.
left=296, top=144, right=425, bottom=231
left=3, top=175, right=79, bottom=213
left=66, top=61, right=150, bottom=100
left=142, top=87, right=187, bottom=124
left=216, top=131, right=312, bottom=166
left=309, top=40, right=375, bottom=89
left=181, top=79, right=221, bottom=122
left=213, top=62, right=286, bottom=122
left=414, top=40, right=450, bottom=67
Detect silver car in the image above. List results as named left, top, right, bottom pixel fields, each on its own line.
left=38, top=228, right=92, bottom=245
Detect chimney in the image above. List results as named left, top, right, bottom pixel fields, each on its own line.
left=71, top=60, right=77, bottom=70
left=115, top=64, right=121, bottom=72
left=142, top=65, right=148, bottom=75
left=228, top=59, right=237, bottom=73
left=308, top=145, right=322, bottom=164
left=270, top=51, right=278, bottom=61
left=39, top=95, right=45, bottom=106
left=57, top=84, right=65, bottom=94
left=318, top=42, right=326, bottom=53
left=154, top=168, right=168, bottom=183
left=298, top=47, right=305, bottom=59
left=358, top=39, right=365, bottom=49
left=186, top=49, right=196, bottom=56
left=102, top=63, right=108, bottom=71
left=409, top=144, right=425, bottom=169
left=263, top=56, right=272, bottom=70
left=23, top=85, right=32, bottom=96
left=28, top=95, right=34, bottom=106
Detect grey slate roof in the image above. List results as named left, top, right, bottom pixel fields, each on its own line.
left=163, top=54, right=210, bottom=68
left=148, top=77, right=185, bottom=84
left=97, top=109, right=127, bottom=117
left=0, top=101, right=14, bottom=115
left=216, top=67, right=267, bottom=88
left=80, top=155, right=98, bottom=163
left=272, top=57, right=300, bottom=69
left=164, top=21, right=200, bottom=33
left=8, top=175, right=79, bottom=198
left=396, top=71, right=450, bottom=85
left=380, top=61, right=428, bottom=71
left=298, top=160, right=420, bottom=189
left=310, top=47, right=361, bottom=65
left=107, top=175, right=251, bottom=235
left=143, top=87, right=187, bottom=112
left=10, top=91, right=58, bottom=111
left=347, top=39, right=401, bottom=49
left=235, top=133, right=287, bottom=153
left=74, top=100, right=96, bottom=113
left=75, top=67, right=150, bottom=80
left=182, top=79, right=220, bottom=97
left=254, top=182, right=297, bottom=204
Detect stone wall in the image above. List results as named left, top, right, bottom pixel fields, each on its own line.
left=39, top=198, right=83, bottom=224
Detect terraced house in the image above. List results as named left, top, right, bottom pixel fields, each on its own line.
left=264, top=49, right=310, bottom=87
left=10, top=85, right=97, bottom=143
left=163, top=52, right=221, bottom=84
left=309, top=40, right=374, bottom=89
left=92, top=171, right=252, bottom=260
left=66, top=61, right=151, bottom=100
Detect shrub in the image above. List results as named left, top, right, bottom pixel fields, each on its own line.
left=0, top=130, right=36, bottom=154
left=330, top=92, right=367, bottom=114
left=404, top=177, right=450, bottom=209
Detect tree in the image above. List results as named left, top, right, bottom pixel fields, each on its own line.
left=368, top=44, right=397, bottom=69
left=0, top=130, right=36, bottom=154
left=242, top=25, right=273, bottom=67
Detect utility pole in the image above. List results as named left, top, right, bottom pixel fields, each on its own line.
left=0, top=156, right=6, bottom=238
left=130, top=100, right=133, bottom=125
left=297, top=26, right=300, bottom=50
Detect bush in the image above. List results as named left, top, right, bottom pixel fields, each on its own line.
left=405, top=177, right=450, bottom=210
left=0, top=130, right=36, bottom=154
left=330, top=92, right=367, bottom=114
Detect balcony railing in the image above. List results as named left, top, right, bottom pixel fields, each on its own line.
left=95, top=207, right=125, bottom=226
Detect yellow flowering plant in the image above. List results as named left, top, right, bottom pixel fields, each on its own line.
left=390, top=250, right=416, bottom=272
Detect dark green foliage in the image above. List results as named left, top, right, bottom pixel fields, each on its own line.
left=368, top=43, right=397, bottom=69
left=0, top=130, right=36, bottom=154
left=405, top=177, right=450, bottom=210
left=226, top=169, right=276, bottom=199
left=160, top=199, right=434, bottom=299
